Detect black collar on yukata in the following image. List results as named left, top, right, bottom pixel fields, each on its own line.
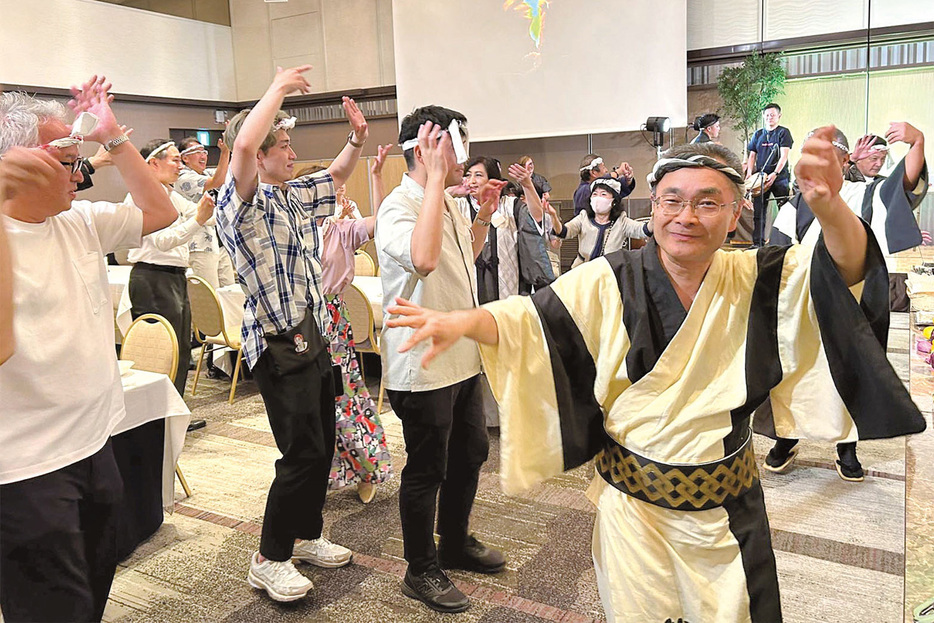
left=642, top=238, right=689, bottom=346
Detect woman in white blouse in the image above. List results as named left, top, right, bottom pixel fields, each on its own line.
left=551, top=177, right=651, bottom=269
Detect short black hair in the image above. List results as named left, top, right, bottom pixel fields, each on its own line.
left=762, top=103, right=781, bottom=113
left=464, top=155, right=503, bottom=181
left=399, top=105, right=467, bottom=170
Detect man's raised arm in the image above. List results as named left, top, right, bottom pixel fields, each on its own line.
left=69, top=76, right=175, bottom=235
left=231, top=65, right=312, bottom=200
left=885, top=122, right=926, bottom=192
left=796, top=125, right=868, bottom=286
left=325, top=96, right=368, bottom=188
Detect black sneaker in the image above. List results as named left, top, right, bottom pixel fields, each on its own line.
left=763, top=439, right=798, bottom=474
left=187, top=418, right=207, bottom=432
left=401, top=566, right=469, bottom=613
left=206, top=366, right=229, bottom=380
left=835, top=444, right=864, bottom=482
left=438, top=534, right=506, bottom=574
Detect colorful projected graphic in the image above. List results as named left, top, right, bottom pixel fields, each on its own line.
left=504, top=0, right=549, bottom=50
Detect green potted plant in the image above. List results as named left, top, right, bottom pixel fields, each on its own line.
left=717, top=51, right=787, bottom=152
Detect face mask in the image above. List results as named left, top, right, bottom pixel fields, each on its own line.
left=591, top=195, right=613, bottom=215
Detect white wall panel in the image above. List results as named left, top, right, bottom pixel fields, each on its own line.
left=0, top=0, right=236, bottom=100
left=393, top=0, right=688, bottom=141
left=687, top=0, right=761, bottom=50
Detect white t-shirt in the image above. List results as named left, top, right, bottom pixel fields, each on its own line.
left=0, top=200, right=143, bottom=483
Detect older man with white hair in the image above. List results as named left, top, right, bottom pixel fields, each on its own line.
left=0, top=76, right=176, bottom=623
left=382, top=130, right=925, bottom=622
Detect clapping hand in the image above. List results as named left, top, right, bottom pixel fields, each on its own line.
left=850, top=134, right=876, bottom=162
left=343, top=96, right=368, bottom=145
left=885, top=121, right=923, bottom=146
left=370, top=143, right=392, bottom=177
left=67, top=75, right=122, bottom=144
left=507, top=162, right=531, bottom=187
left=477, top=178, right=507, bottom=210
left=794, top=125, right=844, bottom=215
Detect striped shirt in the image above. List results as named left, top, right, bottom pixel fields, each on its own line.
left=216, top=170, right=335, bottom=369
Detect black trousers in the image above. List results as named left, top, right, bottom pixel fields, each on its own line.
left=752, top=177, right=790, bottom=246
left=252, top=320, right=336, bottom=562
left=128, top=262, right=191, bottom=397
left=387, top=374, right=489, bottom=574
left=0, top=441, right=122, bottom=623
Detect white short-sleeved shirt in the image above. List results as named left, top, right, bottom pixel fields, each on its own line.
left=127, top=188, right=202, bottom=268
left=375, top=174, right=481, bottom=392
left=0, top=201, right=143, bottom=483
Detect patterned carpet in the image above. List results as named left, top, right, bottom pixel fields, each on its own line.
left=102, top=315, right=914, bottom=623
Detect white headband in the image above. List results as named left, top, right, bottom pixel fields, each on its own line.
left=399, top=120, right=469, bottom=164
left=580, top=157, right=604, bottom=172
left=179, top=144, right=206, bottom=157
left=145, top=141, right=176, bottom=163
left=646, top=155, right=745, bottom=188
left=273, top=116, right=296, bottom=131
left=47, top=112, right=99, bottom=149
left=870, top=144, right=890, bottom=153
left=590, top=177, right=622, bottom=195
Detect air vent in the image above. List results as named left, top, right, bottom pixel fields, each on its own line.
left=282, top=98, right=397, bottom=125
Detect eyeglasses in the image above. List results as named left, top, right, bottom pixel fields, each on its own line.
left=59, top=157, right=85, bottom=175
left=652, top=194, right=736, bottom=217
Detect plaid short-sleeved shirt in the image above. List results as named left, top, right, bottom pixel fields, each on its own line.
left=216, top=170, right=335, bottom=369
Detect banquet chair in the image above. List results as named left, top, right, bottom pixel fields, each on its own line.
left=187, top=276, right=243, bottom=405
left=354, top=250, right=376, bottom=277
left=120, top=313, right=192, bottom=498
left=343, top=283, right=386, bottom=414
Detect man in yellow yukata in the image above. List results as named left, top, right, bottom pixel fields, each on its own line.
left=382, top=127, right=925, bottom=622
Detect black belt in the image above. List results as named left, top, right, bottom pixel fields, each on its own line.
left=595, top=431, right=759, bottom=511
left=133, top=262, right=187, bottom=275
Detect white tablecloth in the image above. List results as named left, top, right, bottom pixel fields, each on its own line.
left=116, top=369, right=191, bottom=511
left=212, top=286, right=246, bottom=376
left=352, top=276, right=383, bottom=329
left=108, top=266, right=133, bottom=338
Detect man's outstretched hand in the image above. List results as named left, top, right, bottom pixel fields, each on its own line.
left=385, top=298, right=468, bottom=368
left=794, top=125, right=844, bottom=216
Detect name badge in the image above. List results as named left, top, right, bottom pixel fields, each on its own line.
left=490, top=211, right=507, bottom=229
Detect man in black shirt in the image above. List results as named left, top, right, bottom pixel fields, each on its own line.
left=745, top=103, right=793, bottom=246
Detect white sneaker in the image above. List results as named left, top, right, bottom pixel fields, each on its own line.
left=293, top=537, right=353, bottom=568
left=247, top=551, right=313, bottom=602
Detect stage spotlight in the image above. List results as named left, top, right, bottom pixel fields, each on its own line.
left=645, top=117, right=671, bottom=133
left=644, top=116, right=671, bottom=155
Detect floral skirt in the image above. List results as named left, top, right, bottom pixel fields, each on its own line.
left=324, top=295, right=392, bottom=489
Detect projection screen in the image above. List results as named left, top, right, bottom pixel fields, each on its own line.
left=392, top=0, right=687, bottom=142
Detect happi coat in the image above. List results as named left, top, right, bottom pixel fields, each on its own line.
left=478, top=234, right=924, bottom=622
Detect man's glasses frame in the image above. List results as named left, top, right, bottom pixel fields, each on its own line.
left=652, top=194, right=737, bottom=217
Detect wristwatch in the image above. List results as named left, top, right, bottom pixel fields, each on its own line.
left=347, top=131, right=365, bottom=148
left=475, top=216, right=491, bottom=227
left=103, top=134, right=130, bottom=152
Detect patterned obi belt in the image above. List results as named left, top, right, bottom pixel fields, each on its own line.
left=595, top=431, right=759, bottom=511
